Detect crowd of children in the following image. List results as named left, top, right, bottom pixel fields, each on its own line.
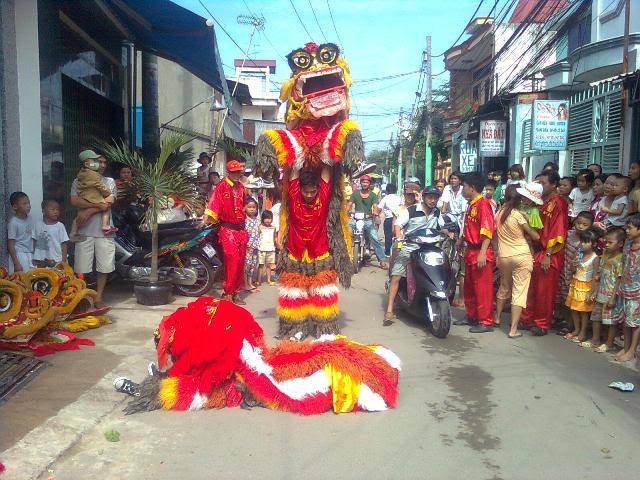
left=242, top=196, right=279, bottom=292
left=7, top=192, right=69, bottom=274
left=457, top=162, right=640, bottom=363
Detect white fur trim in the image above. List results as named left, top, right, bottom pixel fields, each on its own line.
left=277, top=370, right=330, bottom=400
left=374, top=347, right=402, bottom=371
left=309, top=283, right=339, bottom=298
left=188, top=392, right=208, bottom=411
left=357, top=384, right=388, bottom=411
left=283, top=130, right=305, bottom=172
left=313, top=334, right=338, bottom=343
left=240, top=339, right=329, bottom=399
left=240, top=339, right=272, bottom=375
left=278, top=286, right=308, bottom=299
left=321, top=123, right=341, bottom=166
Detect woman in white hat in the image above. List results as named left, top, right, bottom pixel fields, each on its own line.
left=494, top=182, right=544, bottom=337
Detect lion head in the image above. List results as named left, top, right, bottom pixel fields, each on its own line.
left=280, top=42, right=352, bottom=124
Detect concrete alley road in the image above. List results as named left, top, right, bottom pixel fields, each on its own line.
left=5, top=267, right=640, bottom=480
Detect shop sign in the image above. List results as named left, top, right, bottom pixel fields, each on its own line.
left=479, top=120, right=506, bottom=157
left=532, top=100, right=568, bottom=150
left=459, top=139, right=477, bottom=173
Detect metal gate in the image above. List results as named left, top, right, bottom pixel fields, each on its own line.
left=61, top=75, right=124, bottom=227
left=567, top=81, right=622, bottom=174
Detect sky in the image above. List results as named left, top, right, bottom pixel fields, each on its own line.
left=173, top=0, right=494, bottom=152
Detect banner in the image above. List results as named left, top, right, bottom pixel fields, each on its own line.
left=459, top=139, right=477, bottom=173
left=479, top=120, right=506, bottom=157
left=532, top=100, right=568, bottom=150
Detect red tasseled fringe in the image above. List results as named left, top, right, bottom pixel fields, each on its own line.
left=276, top=130, right=296, bottom=167
left=328, top=124, right=341, bottom=160
left=279, top=270, right=338, bottom=289
left=277, top=294, right=338, bottom=309
left=266, top=340, right=399, bottom=407
left=238, top=364, right=333, bottom=415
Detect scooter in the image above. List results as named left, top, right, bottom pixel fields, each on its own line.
left=390, top=227, right=455, bottom=338
left=112, top=205, right=221, bottom=297
left=351, top=212, right=366, bottom=273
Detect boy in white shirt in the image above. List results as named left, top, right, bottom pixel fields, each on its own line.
left=7, top=191, right=34, bottom=274
left=33, top=199, right=69, bottom=267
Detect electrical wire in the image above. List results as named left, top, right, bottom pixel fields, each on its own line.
left=307, top=0, right=329, bottom=42
left=432, top=0, right=487, bottom=57
left=325, top=0, right=344, bottom=47
left=288, top=0, right=315, bottom=41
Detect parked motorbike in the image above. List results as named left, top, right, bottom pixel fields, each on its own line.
left=112, top=205, right=221, bottom=297
left=351, top=212, right=366, bottom=273
left=389, top=226, right=456, bottom=338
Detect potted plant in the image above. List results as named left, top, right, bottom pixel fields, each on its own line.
left=101, top=133, right=200, bottom=305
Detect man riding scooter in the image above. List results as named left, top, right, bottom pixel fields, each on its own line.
left=384, top=185, right=443, bottom=325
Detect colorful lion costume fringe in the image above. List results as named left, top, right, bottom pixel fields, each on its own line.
left=124, top=296, right=400, bottom=415
left=0, top=264, right=109, bottom=355
left=254, top=42, right=364, bottom=338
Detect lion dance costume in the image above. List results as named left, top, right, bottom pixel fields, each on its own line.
left=123, top=296, right=400, bottom=415
left=254, top=42, right=363, bottom=338
left=0, top=264, right=109, bottom=355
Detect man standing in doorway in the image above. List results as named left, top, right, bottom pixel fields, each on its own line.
left=203, top=160, right=248, bottom=304
left=349, top=174, right=388, bottom=269
left=69, top=150, right=116, bottom=308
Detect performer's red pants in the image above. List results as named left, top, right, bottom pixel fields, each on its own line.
left=521, top=264, right=560, bottom=331
left=463, top=257, right=494, bottom=326
left=219, top=226, right=248, bottom=296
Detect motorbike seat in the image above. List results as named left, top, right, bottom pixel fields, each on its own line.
left=140, top=224, right=201, bottom=249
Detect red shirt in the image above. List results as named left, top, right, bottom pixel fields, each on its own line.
left=463, top=195, right=495, bottom=261
left=205, top=177, right=246, bottom=225
left=286, top=177, right=331, bottom=260
left=536, top=194, right=568, bottom=269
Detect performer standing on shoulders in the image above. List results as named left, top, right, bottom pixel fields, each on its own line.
left=203, top=159, right=248, bottom=304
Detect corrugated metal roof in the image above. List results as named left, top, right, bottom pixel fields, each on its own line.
left=509, top=0, right=568, bottom=23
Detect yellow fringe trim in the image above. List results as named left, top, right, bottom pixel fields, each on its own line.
left=288, top=250, right=330, bottom=263
left=332, top=119, right=359, bottom=159
left=263, top=130, right=289, bottom=167
left=339, top=174, right=353, bottom=259
left=278, top=303, right=339, bottom=321
left=159, top=377, right=179, bottom=410
left=324, top=364, right=360, bottom=413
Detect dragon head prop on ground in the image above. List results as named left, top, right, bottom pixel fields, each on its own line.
left=280, top=42, right=352, bottom=124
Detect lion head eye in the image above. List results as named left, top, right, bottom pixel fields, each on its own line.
left=32, top=279, right=51, bottom=296
left=317, top=43, right=339, bottom=65
left=289, top=50, right=313, bottom=71
left=0, top=292, right=12, bottom=313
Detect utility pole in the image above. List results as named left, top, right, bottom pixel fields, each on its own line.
left=397, top=108, right=405, bottom=192
left=424, top=35, right=433, bottom=187
left=141, top=52, right=160, bottom=160
left=620, top=0, right=630, bottom=162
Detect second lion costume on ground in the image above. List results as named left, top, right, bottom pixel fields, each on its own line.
left=254, top=42, right=364, bottom=338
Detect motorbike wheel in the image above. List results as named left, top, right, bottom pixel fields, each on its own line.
left=172, top=252, right=216, bottom=297
left=352, top=241, right=361, bottom=273
left=425, top=298, right=451, bottom=339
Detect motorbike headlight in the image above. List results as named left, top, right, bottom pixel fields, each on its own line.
left=420, top=251, right=444, bottom=266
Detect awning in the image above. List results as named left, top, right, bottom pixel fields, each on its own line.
left=107, top=0, right=225, bottom=92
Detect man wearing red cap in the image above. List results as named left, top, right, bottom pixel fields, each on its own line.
left=204, top=159, right=248, bottom=304
left=349, top=174, right=387, bottom=268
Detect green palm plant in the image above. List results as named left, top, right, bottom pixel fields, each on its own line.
left=100, top=133, right=201, bottom=282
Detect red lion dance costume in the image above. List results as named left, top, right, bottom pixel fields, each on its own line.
left=122, top=297, right=400, bottom=415
left=254, top=42, right=363, bottom=338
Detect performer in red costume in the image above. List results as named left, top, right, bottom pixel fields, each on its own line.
left=459, top=172, right=495, bottom=333
left=204, top=160, right=248, bottom=304
left=521, top=170, right=568, bottom=335
left=254, top=42, right=363, bottom=338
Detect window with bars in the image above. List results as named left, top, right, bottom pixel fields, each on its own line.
left=567, top=82, right=622, bottom=174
